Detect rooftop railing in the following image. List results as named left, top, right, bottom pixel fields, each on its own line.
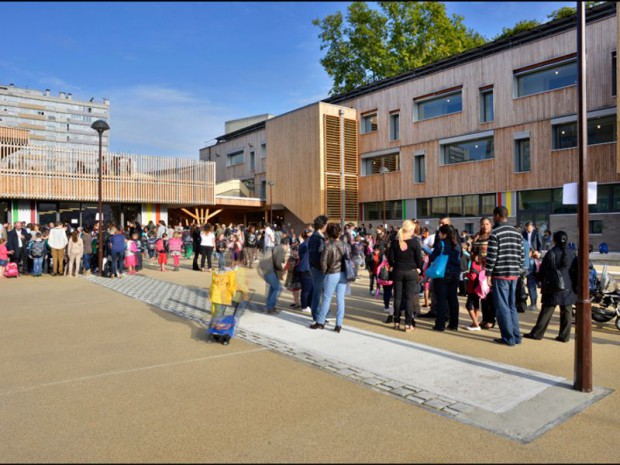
left=0, top=143, right=215, bottom=205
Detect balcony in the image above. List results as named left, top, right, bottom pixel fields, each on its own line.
left=0, top=143, right=215, bottom=206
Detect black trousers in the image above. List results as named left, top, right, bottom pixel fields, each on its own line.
left=529, top=304, right=572, bottom=341
left=392, top=269, right=420, bottom=327
left=434, top=271, right=460, bottom=329
left=299, top=271, right=313, bottom=309
left=481, top=290, right=496, bottom=325
left=200, top=245, right=214, bottom=270
left=192, top=244, right=201, bottom=270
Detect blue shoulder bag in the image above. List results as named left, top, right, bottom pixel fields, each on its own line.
left=426, top=240, right=448, bottom=279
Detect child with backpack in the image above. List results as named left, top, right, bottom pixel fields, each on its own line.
left=124, top=235, right=139, bottom=275
left=375, top=254, right=394, bottom=323
left=156, top=233, right=168, bottom=272
left=183, top=229, right=193, bottom=259
left=168, top=231, right=183, bottom=271
left=28, top=233, right=46, bottom=277
left=366, top=245, right=382, bottom=295
left=284, top=245, right=302, bottom=309
left=0, top=237, right=10, bottom=278
left=147, top=232, right=158, bottom=266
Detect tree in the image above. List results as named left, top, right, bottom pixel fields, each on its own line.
left=493, top=19, right=541, bottom=41
left=547, top=2, right=605, bottom=21
left=313, top=2, right=486, bottom=95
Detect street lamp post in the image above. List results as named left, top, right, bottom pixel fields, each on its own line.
left=267, top=180, right=276, bottom=226
left=91, top=119, right=110, bottom=277
left=379, top=166, right=389, bottom=228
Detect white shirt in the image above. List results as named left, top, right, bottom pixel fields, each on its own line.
left=200, top=231, right=215, bottom=247
left=423, top=235, right=435, bottom=249
left=48, top=227, right=68, bottom=249
left=264, top=226, right=275, bottom=248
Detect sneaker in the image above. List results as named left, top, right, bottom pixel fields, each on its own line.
left=466, top=325, right=481, bottom=331
left=383, top=307, right=391, bottom=313
left=301, top=307, right=311, bottom=314
left=385, top=315, right=394, bottom=324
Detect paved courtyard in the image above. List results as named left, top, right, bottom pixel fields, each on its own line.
left=0, top=260, right=618, bottom=462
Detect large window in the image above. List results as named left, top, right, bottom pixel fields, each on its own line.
left=442, top=136, right=494, bottom=165
left=415, top=90, right=462, bottom=121
left=249, top=151, right=255, bottom=171
left=515, top=59, right=577, bottom=97
left=416, top=193, right=496, bottom=218
left=515, top=138, right=530, bottom=173
left=260, top=143, right=266, bottom=158
left=389, top=113, right=400, bottom=141
left=413, top=153, right=425, bottom=183
left=363, top=200, right=402, bottom=221
left=552, top=115, right=617, bottom=149
left=361, top=112, right=378, bottom=134
left=362, top=153, right=399, bottom=175
left=226, top=150, right=244, bottom=167
left=480, top=88, right=494, bottom=122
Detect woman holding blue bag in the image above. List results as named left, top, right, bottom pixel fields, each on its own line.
left=428, top=224, right=462, bottom=332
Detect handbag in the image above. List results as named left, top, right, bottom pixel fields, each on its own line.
left=426, top=241, right=448, bottom=279
left=545, top=250, right=565, bottom=291
left=475, top=268, right=491, bottom=299
left=342, top=246, right=358, bottom=282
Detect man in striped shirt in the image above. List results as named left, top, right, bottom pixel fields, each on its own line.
left=485, top=206, right=525, bottom=346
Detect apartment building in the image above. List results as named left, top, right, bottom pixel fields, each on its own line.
left=0, top=84, right=110, bottom=151
left=202, top=3, right=620, bottom=248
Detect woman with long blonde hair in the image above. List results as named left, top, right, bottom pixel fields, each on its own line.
left=387, top=220, right=424, bottom=332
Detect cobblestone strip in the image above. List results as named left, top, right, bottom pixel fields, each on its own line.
left=86, top=274, right=475, bottom=418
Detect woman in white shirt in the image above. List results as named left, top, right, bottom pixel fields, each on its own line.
left=200, top=224, right=215, bottom=271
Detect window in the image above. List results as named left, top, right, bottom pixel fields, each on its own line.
left=552, top=115, right=617, bottom=149
left=260, top=180, right=266, bottom=200
left=515, top=138, right=530, bottom=173
left=389, top=113, right=400, bottom=141
left=515, top=59, right=577, bottom=97
left=249, top=151, right=255, bottom=171
left=431, top=197, right=447, bottom=217
left=442, top=136, right=494, bottom=165
left=226, top=150, right=244, bottom=167
left=590, top=220, right=603, bottom=235
left=415, top=90, right=462, bottom=121
left=463, top=195, right=479, bottom=216
left=613, top=51, right=616, bottom=97
left=363, top=201, right=402, bottom=221
left=260, top=143, right=266, bottom=158
left=481, top=194, right=496, bottom=215
left=447, top=197, right=462, bottom=217
left=480, top=88, right=494, bottom=122
left=361, top=113, right=378, bottom=134
left=362, top=153, right=399, bottom=175
left=413, top=153, right=425, bottom=183
left=416, top=199, right=430, bottom=218
left=518, top=190, right=552, bottom=211
left=463, top=223, right=474, bottom=235
left=552, top=188, right=577, bottom=214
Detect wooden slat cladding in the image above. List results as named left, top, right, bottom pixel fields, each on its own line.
left=513, top=53, right=577, bottom=75
left=0, top=143, right=215, bottom=205
left=323, top=115, right=358, bottom=222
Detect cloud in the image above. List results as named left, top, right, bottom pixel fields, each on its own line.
left=101, top=84, right=237, bottom=157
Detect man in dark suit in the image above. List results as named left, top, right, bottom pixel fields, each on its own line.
left=522, top=221, right=542, bottom=311
left=7, top=221, right=31, bottom=274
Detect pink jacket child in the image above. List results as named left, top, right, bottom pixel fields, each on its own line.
left=168, top=237, right=183, bottom=270
left=0, top=242, right=10, bottom=278
left=124, top=240, right=139, bottom=270
left=375, top=257, right=393, bottom=297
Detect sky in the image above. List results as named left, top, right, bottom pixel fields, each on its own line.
left=1, top=1, right=575, bottom=157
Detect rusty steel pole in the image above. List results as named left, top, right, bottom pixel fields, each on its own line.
left=574, top=1, right=592, bottom=392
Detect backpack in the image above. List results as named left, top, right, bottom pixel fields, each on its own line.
left=156, top=239, right=165, bottom=253
left=102, top=259, right=112, bottom=278
left=4, top=262, right=19, bottom=278
left=31, top=240, right=45, bottom=258
left=599, top=242, right=609, bottom=254
left=148, top=237, right=157, bottom=251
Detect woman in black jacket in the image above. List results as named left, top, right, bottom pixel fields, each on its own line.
left=429, top=224, right=462, bottom=332
left=387, top=220, right=424, bottom=333
left=524, top=231, right=577, bottom=342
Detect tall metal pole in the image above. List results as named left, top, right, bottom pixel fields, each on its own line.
left=574, top=1, right=592, bottom=392
left=382, top=171, right=386, bottom=228
left=97, top=131, right=104, bottom=277
left=339, top=109, right=345, bottom=229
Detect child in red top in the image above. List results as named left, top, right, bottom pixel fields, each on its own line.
left=168, top=232, right=183, bottom=272
left=156, top=233, right=168, bottom=272
left=465, top=251, right=483, bottom=330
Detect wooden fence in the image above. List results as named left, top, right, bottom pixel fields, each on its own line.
left=0, top=143, right=215, bottom=205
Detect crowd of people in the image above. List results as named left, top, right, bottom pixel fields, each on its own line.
left=1, top=210, right=577, bottom=344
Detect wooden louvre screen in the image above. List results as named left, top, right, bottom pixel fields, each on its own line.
left=323, top=115, right=358, bottom=222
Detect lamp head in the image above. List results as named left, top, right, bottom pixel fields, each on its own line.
left=91, top=119, right=110, bottom=134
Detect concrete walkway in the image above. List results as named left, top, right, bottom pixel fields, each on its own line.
left=86, top=273, right=611, bottom=443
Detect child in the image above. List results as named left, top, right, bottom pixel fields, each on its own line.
left=229, top=234, right=243, bottom=269
left=147, top=232, right=158, bottom=266
left=459, top=241, right=471, bottom=296
left=156, top=233, right=168, bottom=272
left=464, top=251, right=483, bottom=330
left=168, top=231, right=183, bottom=271
left=0, top=237, right=10, bottom=278
left=28, top=233, right=46, bottom=277
left=183, top=229, right=193, bottom=259
left=124, top=235, right=139, bottom=275
left=365, top=245, right=381, bottom=295
left=375, top=254, right=394, bottom=323
left=284, top=245, right=302, bottom=308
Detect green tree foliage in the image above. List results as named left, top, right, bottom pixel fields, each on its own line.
left=548, top=2, right=605, bottom=21
left=313, top=1, right=486, bottom=95
left=493, top=19, right=542, bottom=41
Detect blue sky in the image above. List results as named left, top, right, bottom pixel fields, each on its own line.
left=2, top=1, right=575, bottom=157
